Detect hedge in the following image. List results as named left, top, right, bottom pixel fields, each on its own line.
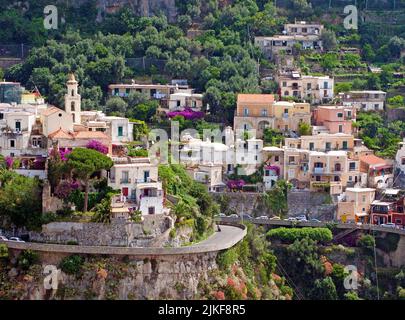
left=267, top=227, right=333, bottom=243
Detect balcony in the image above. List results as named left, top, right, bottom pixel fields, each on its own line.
left=120, top=178, right=132, bottom=184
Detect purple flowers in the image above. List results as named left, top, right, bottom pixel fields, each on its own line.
left=59, top=148, right=72, bottom=161
left=227, top=179, right=246, bottom=190
left=54, top=181, right=80, bottom=199
left=5, top=156, right=14, bottom=169
left=86, top=140, right=109, bottom=154
left=167, top=107, right=205, bottom=120
left=265, top=165, right=280, bottom=175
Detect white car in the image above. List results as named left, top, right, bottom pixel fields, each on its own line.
left=296, top=215, right=307, bottom=221
left=229, top=214, right=239, bottom=219
left=215, top=213, right=226, bottom=218
left=310, top=219, right=322, bottom=223
left=256, top=216, right=269, bottom=220
left=284, top=217, right=297, bottom=222
left=380, top=223, right=396, bottom=229
left=270, top=216, right=281, bottom=220
left=0, top=236, right=8, bottom=241
left=9, top=237, right=25, bottom=242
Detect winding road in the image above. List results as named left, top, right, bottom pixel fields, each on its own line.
left=1, top=224, right=247, bottom=256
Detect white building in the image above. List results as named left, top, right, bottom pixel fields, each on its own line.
left=107, top=157, right=164, bottom=216
left=339, top=91, right=386, bottom=111
left=168, top=91, right=203, bottom=111
left=395, top=139, right=405, bottom=188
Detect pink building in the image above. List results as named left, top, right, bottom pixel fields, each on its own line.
left=313, top=105, right=356, bottom=135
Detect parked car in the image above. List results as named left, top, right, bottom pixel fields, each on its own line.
left=242, top=214, right=253, bottom=220
left=284, top=217, right=298, bottom=222
left=0, top=236, right=8, bottom=241
left=296, top=215, right=307, bottom=221
left=215, top=213, right=226, bottom=218
left=380, top=223, right=397, bottom=229
left=9, top=237, right=25, bottom=242
left=229, top=214, right=239, bottom=218
left=310, top=219, right=322, bottom=223
left=270, top=216, right=281, bottom=220
left=256, top=216, right=269, bottom=220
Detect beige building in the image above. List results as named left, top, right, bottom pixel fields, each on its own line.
left=277, top=71, right=334, bottom=104
left=255, top=21, right=324, bottom=59
left=337, top=187, right=376, bottom=223
left=233, top=94, right=311, bottom=137
left=40, top=106, right=73, bottom=137
left=285, top=133, right=354, bottom=152
left=65, top=73, right=81, bottom=124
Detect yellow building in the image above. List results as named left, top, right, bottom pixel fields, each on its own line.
left=337, top=187, right=376, bottom=222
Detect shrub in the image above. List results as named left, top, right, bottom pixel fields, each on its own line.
left=376, top=233, right=400, bottom=253
left=216, top=247, right=238, bottom=270
left=17, top=250, right=39, bottom=270
left=0, top=244, right=8, bottom=259
left=59, top=255, right=84, bottom=275
left=358, top=234, right=375, bottom=248
left=169, top=229, right=176, bottom=239
left=267, top=227, right=333, bottom=243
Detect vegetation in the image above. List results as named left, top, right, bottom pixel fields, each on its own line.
left=59, top=255, right=85, bottom=275
left=66, top=148, right=113, bottom=213
left=267, top=227, right=333, bottom=244
left=17, top=250, right=39, bottom=271
left=260, top=180, right=292, bottom=218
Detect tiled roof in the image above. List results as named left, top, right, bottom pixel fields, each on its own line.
left=237, top=94, right=275, bottom=104
left=73, top=131, right=109, bottom=140
left=360, top=154, right=387, bottom=166
left=48, top=128, right=73, bottom=139
left=41, top=106, right=64, bottom=117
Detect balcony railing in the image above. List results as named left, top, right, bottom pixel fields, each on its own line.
left=314, top=167, right=324, bottom=174
left=120, top=178, right=132, bottom=184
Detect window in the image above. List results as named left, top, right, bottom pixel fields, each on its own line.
left=342, top=141, right=348, bottom=150
left=335, top=163, right=341, bottom=172
left=255, top=144, right=259, bottom=150
left=374, top=104, right=380, bottom=110
left=282, top=82, right=287, bottom=87
left=337, top=113, right=343, bottom=118
left=148, top=207, right=155, bottom=215
left=316, top=176, right=321, bottom=181
left=289, top=156, right=295, bottom=164
left=284, top=108, right=289, bottom=114
left=244, top=108, right=249, bottom=116
left=144, top=171, right=150, bottom=182
left=362, top=195, right=366, bottom=203
left=176, top=100, right=181, bottom=107
left=302, top=28, right=307, bottom=33
left=255, top=155, right=258, bottom=161
left=118, top=126, right=123, bottom=137
left=325, top=142, right=331, bottom=151
left=324, top=90, right=328, bottom=97
left=121, top=171, right=129, bottom=183
left=349, top=162, right=356, bottom=171
left=314, top=162, right=324, bottom=168
left=71, top=89, right=75, bottom=97
left=338, top=125, right=343, bottom=133
left=334, top=176, right=340, bottom=182
left=125, top=88, right=130, bottom=95
left=307, top=83, right=312, bottom=90
left=71, top=101, right=75, bottom=111
left=309, top=142, right=314, bottom=151
left=323, top=81, right=328, bottom=89
left=284, top=91, right=289, bottom=96
left=262, top=109, right=267, bottom=116
left=15, top=121, right=21, bottom=131
left=347, top=111, right=352, bottom=118
left=402, top=158, right=405, bottom=165
left=275, top=156, right=279, bottom=162
left=0, top=113, right=3, bottom=120
left=114, top=88, right=119, bottom=95
left=9, top=140, right=15, bottom=148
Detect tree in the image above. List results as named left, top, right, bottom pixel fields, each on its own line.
left=321, top=30, right=337, bottom=51
left=0, top=171, right=42, bottom=228
left=261, top=180, right=292, bottom=218
left=310, top=277, right=338, bottom=300
left=388, top=36, right=405, bottom=58
left=66, top=148, right=113, bottom=213
left=106, top=96, right=128, bottom=116
left=298, top=122, right=312, bottom=136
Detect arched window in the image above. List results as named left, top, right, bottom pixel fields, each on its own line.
left=335, top=163, right=341, bottom=172
left=71, top=89, right=75, bottom=97
left=71, top=101, right=75, bottom=111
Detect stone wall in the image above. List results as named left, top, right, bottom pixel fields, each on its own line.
left=5, top=253, right=218, bottom=300
left=27, top=215, right=172, bottom=247
left=287, top=190, right=336, bottom=220
left=387, top=108, right=405, bottom=122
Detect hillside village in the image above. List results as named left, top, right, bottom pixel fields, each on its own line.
left=0, top=0, right=405, bottom=301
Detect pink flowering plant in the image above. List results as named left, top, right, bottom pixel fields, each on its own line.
left=86, top=140, right=109, bottom=154
left=167, top=107, right=205, bottom=120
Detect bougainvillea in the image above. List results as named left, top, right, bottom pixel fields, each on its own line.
left=265, top=165, right=280, bottom=176
left=212, top=291, right=225, bottom=300
left=226, top=179, right=246, bottom=190
left=5, top=156, right=13, bottom=169
left=86, top=140, right=109, bottom=154
left=59, top=148, right=72, bottom=161
left=167, top=107, right=205, bottom=120
left=54, top=181, right=80, bottom=199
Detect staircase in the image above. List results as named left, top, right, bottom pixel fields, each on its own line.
left=333, top=228, right=359, bottom=243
